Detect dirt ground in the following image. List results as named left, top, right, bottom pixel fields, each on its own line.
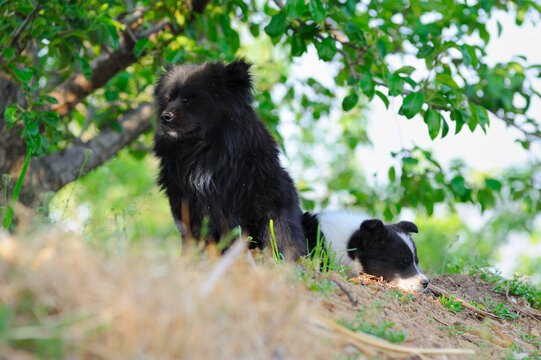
left=317, top=272, right=541, bottom=359
left=1, top=230, right=540, bottom=359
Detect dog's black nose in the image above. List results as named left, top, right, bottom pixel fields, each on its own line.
left=421, top=278, right=430, bottom=288
left=160, top=111, right=174, bottom=122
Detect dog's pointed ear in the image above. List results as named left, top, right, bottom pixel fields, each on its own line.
left=360, top=219, right=384, bottom=233
left=224, top=58, right=252, bottom=90
left=396, top=221, right=418, bottom=234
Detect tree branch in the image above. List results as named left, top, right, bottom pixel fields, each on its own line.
left=7, top=3, right=41, bottom=49
left=20, top=103, right=153, bottom=206
left=49, top=1, right=210, bottom=117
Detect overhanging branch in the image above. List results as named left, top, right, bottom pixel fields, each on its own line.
left=20, top=103, right=153, bottom=206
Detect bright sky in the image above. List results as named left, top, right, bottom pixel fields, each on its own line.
left=291, top=10, right=541, bottom=182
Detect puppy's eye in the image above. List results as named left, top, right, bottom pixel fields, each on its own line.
left=402, top=259, right=409, bottom=265
left=183, top=98, right=189, bottom=103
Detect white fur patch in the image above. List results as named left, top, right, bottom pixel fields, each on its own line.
left=394, top=231, right=429, bottom=292
left=398, top=232, right=415, bottom=257
left=189, top=166, right=214, bottom=192
left=391, top=271, right=429, bottom=293
left=167, top=130, right=179, bottom=138
left=320, top=210, right=368, bottom=271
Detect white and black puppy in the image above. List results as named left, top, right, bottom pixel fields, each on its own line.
left=302, top=210, right=429, bottom=292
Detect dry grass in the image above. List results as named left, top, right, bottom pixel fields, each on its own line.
left=0, top=229, right=333, bottom=359
left=1, top=229, right=540, bottom=359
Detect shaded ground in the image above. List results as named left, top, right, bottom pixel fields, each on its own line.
left=0, top=229, right=540, bottom=359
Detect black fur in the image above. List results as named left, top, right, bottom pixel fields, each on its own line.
left=153, top=59, right=306, bottom=260
left=303, top=211, right=428, bottom=291
left=348, top=219, right=421, bottom=283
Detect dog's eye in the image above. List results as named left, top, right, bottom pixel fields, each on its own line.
left=183, top=98, right=189, bottom=103
left=402, top=259, right=409, bottom=265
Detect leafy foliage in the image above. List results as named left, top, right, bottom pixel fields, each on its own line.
left=1, top=0, right=540, bottom=271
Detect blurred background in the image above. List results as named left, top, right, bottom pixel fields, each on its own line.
left=1, top=0, right=540, bottom=283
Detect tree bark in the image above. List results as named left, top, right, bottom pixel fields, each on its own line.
left=0, top=0, right=211, bottom=209
left=20, top=104, right=153, bottom=206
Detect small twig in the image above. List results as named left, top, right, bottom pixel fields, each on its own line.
left=313, top=314, right=476, bottom=356
left=332, top=279, right=358, bottom=307
left=429, top=284, right=503, bottom=321
left=8, top=3, right=41, bottom=48
left=505, top=286, right=541, bottom=322
left=119, top=6, right=151, bottom=25
left=198, top=236, right=248, bottom=297
left=136, top=20, right=168, bottom=38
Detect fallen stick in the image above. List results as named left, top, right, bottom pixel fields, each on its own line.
left=428, top=284, right=503, bottom=321
left=313, top=314, right=476, bottom=357
left=198, top=236, right=248, bottom=297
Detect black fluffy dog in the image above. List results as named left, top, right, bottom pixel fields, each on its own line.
left=153, top=59, right=306, bottom=260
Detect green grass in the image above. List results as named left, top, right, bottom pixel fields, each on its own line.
left=438, top=323, right=471, bottom=337
left=391, top=291, right=415, bottom=304
left=468, top=296, right=517, bottom=319
left=268, top=219, right=284, bottom=263
left=447, top=260, right=541, bottom=310
left=439, top=294, right=463, bottom=313
left=304, top=219, right=344, bottom=274
left=337, top=315, right=407, bottom=344
left=295, top=268, right=336, bottom=295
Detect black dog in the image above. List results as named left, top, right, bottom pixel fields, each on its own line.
left=153, top=59, right=306, bottom=260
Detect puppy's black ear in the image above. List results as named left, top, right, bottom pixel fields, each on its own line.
left=396, top=221, right=418, bottom=233
left=360, top=219, right=384, bottom=232
left=224, top=58, right=253, bottom=90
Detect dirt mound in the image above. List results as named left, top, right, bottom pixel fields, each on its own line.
left=318, top=273, right=541, bottom=359
left=0, top=230, right=540, bottom=359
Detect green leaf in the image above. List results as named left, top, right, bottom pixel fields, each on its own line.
left=41, top=95, right=59, bottom=105
left=425, top=109, right=441, bottom=140
left=485, top=178, right=502, bottom=191
left=388, top=73, right=404, bottom=96
left=25, top=121, right=39, bottom=136
left=315, top=37, right=336, bottom=61
left=388, top=166, right=396, bottom=182
left=441, top=118, right=449, bottom=138
left=417, top=44, right=435, bottom=59
left=104, top=23, right=119, bottom=49
left=450, top=176, right=468, bottom=198
left=290, top=36, right=306, bottom=57
left=79, top=57, right=92, bottom=81
left=342, top=91, right=358, bottom=111
left=375, top=90, right=389, bottom=108
left=398, top=92, right=424, bottom=119
left=13, top=68, right=33, bottom=83
left=360, top=74, right=375, bottom=99
left=3, top=47, right=15, bottom=60
left=468, top=104, right=479, bottom=132
left=4, top=105, right=18, bottom=126
left=452, top=108, right=467, bottom=134
left=396, top=66, right=416, bottom=75
left=134, top=38, right=150, bottom=57
left=42, top=111, right=60, bottom=127
left=460, top=44, right=476, bottom=67
left=286, top=0, right=305, bottom=18
left=376, top=38, right=388, bottom=57
left=309, top=0, right=325, bottom=22
left=477, top=105, right=489, bottom=129
left=264, top=14, right=286, bottom=38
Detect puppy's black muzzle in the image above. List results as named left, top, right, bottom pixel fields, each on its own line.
left=160, top=111, right=174, bottom=123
